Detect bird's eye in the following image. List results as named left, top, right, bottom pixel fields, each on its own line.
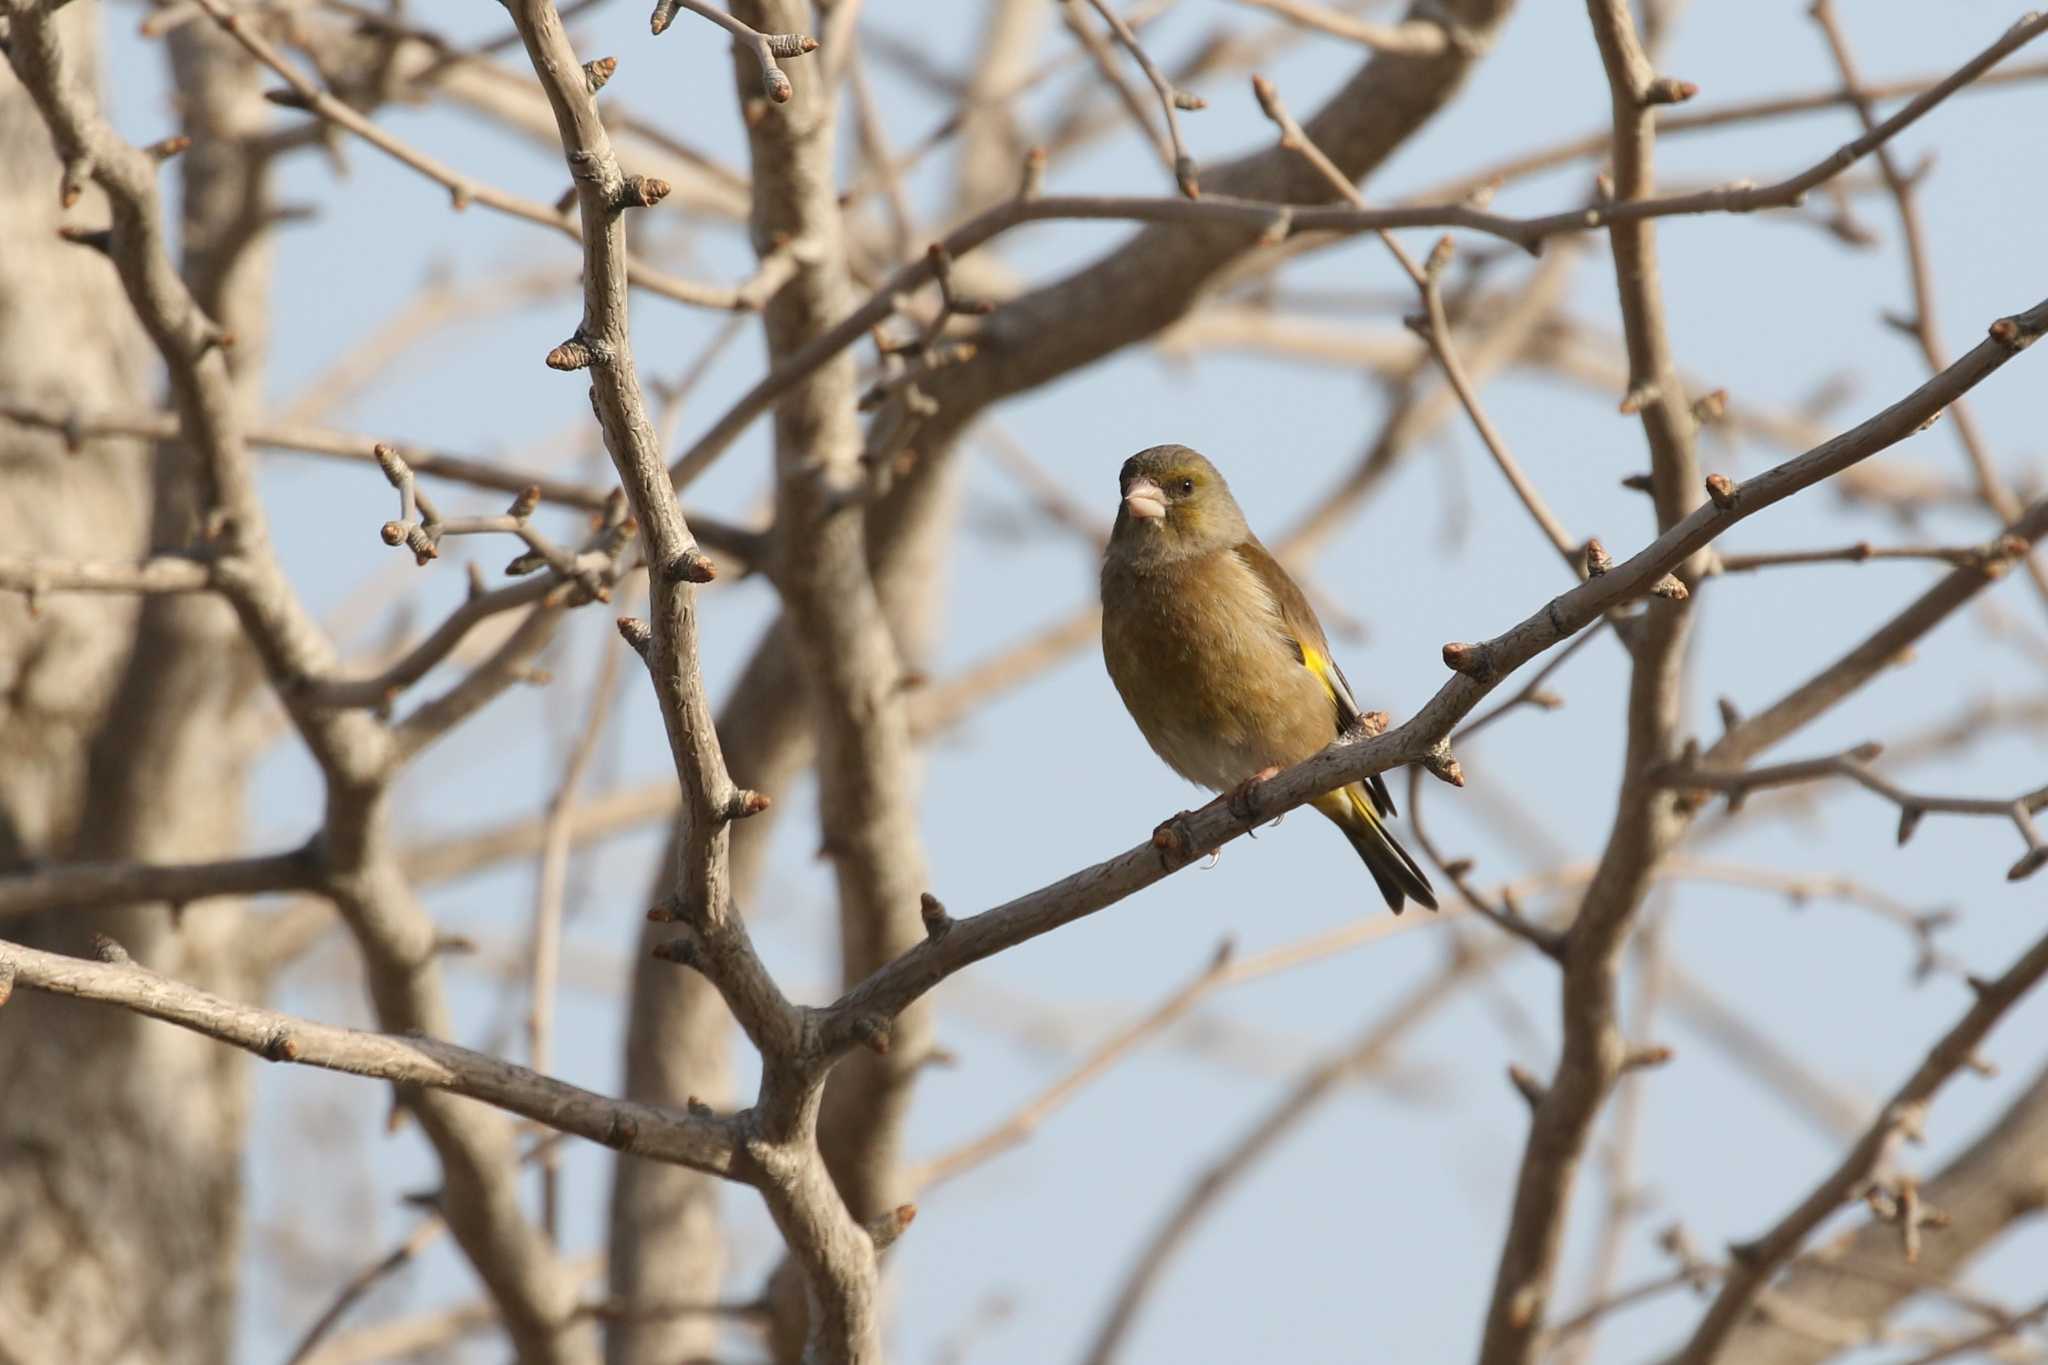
left=1176, top=477, right=1195, bottom=495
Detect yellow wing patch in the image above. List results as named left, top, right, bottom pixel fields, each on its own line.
left=1300, top=643, right=1338, bottom=702
left=1297, top=641, right=1360, bottom=727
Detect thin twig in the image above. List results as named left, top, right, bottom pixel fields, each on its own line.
left=1227, top=0, right=1455, bottom=56
left=1657, top=736, right=2048, bottom=880
left=648, top=0, right=818, bottom=104
left=1671, top=922, right=2048, bottom=1363
left=528, top=636, right=628, bottom=1238
left=1080, top=937, right=1507, bottom=1365
left=666, top=2, right=2048, bottom=492
left=187, top=0, right=763, bottom=310
left=1081, top=0, right=1204, bottom=196
left=0, top=939, right=741, bottom=1173
left=1807, top=0, right=2048, bottom=614
left=909, top=939, right=1237, bottom=1192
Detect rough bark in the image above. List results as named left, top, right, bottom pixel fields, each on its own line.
left=0, top=16, right=267, bottom=1362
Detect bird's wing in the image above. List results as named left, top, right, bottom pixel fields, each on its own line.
left=1233, top=537, right=1398, bottom=818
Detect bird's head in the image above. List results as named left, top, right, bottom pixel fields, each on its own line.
left=1107, top=444, right=1247, bottom=567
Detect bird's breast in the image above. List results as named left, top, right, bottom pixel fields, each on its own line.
left=1101, top=551, right=1336, bottom=791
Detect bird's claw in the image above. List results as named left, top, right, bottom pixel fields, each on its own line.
left=1227, top=766, right=1282, bottom=823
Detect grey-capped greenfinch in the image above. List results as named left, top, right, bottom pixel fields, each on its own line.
left=1099, top=444, right=1436, bottom=913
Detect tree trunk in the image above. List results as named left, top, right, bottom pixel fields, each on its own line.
left=0, top=19, right=270, bottom=1361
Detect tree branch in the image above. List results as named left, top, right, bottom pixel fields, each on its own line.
left=187, top=0, right=762, bottom=311
left=1671, top=922, right=2048, bottom=1363
left=1657, top=739, right=2048, bottom=880
left=0, top=937, right=741, bottom=1174
left=0, top=845, right=319, bottom=917
left=815, top=297, right=2048, bottom=1056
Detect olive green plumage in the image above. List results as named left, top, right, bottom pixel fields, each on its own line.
left=1099, top=444, right=1437, bottom=914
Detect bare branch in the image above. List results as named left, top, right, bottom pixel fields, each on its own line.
left=1718, top=539, right=2024, bottom=573
left=0, top=403, right=766, bottom=564
left=0, top=938, right=740, bottom=1174
left=1807, top=0, right=2048, bottom=612
left=1657, top=740, right=2048, bottom=880
left=186, top=0, right=768, bottom=310
left=0, top=555, right=215, bottom=596
left=648, top=0, right=817, bottom=103
left=1081, top=939, right=1507, bottom=1365
left=0, top=845, right=319, bottom=918
left=1080, top=0, right=1205, bottom=197
left=1671, top=921, right=2048, bottom=1363
left=1228, top=0, right=1459, bottom=56
left=1474, top=0, right=1705, bottom=1352
left=910, top=939, right=1237, bottom=1193
left=667, top=11, right=2046, bottom=491
left=820, top=302, right=2048, bottom=1053
left=1250, top=77, right=1581, bottom=570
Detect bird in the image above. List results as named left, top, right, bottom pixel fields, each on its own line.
left=1099, top=444, right=1436, bottom=913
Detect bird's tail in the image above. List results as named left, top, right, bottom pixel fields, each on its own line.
left=1313, top=785, right=1438, bottom=915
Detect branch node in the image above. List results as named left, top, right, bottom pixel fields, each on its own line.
left=602, top=1112, right=639, bottom=1149
left=2006, top=844, right=2048, bottom=881
left=651, top=935, right=704, bottom=971
left=1582, top=538, right=1613, bottom=577
left=1619, top=382, right=1661, bottom=415
left=1642, top=76, right=1700, bottom=106
left=1424, top=745, right=1465, bottom=788
left=1650, top=574, right=1689, bottom=601
left=1622, top=1043, right=1674, bottom=1073
left=545, top=336, right=610, bottom=371
left=1988, top=314, right=2037, bottom=350
left=663, top=548, right=718, bottom=584
left=616, top=616, right=653, bottom=657
left=1441, top=641, right=1495, bottom=681
left=90, top=933, right=130, bottom=964
left=144, top=134, right=192, bottom=164
left=722, top=788, right=772, bottom=821
left=1704, top=473, right=1739, bottom=511
left=59, top=155, right=90, bottom=207
left=616, top=175, right=671, bottom=210
left=867, top=1202, right=918, bottom=1251
left=919, top=891, right=953, bottom=941
left=1896, top=805, right=1926, bottom=846
left=582, top=56, right=618, bottom=92
left=1424, top=234, right=1455, bottom=281
left=1507, top=1063, right=1547, bottom=1110
left=851, top=1014, right=893, bottom=1055
left=1888, top=1099, right=1929, bottom=1145
left=1018, top=146, right=1047, bottom=200
left=261, top=1027, right=301, bottom=1063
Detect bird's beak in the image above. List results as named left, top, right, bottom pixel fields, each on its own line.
left=1123, top=477, right=1166, bottom=521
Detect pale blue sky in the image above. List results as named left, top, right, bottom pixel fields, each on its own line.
left=85, top=2, right=2048, bottom=1360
